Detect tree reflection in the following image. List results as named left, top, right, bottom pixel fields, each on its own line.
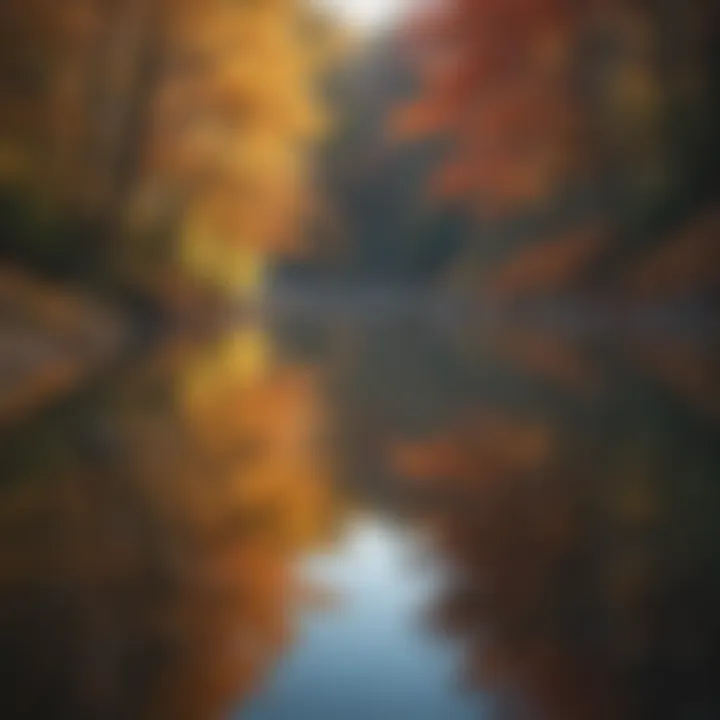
left=393, top=332, right=720, bottom=720
left=0, top=325, right=338, bottom=720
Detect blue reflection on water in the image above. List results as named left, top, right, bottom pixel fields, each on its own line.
left=239, top=517, right=483, bottom=720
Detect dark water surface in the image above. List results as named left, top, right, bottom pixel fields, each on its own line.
left=1, top=308, right=719, bottom=720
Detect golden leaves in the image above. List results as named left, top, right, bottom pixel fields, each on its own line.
left=0, top=0, right=331, bottom=299
left=149, top=0, right=330, bottom=291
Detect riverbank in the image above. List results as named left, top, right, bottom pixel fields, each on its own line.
left=0, top=266, right=128, bottom=426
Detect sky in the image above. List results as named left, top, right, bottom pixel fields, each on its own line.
left=313, top=0, right=413, bottom=32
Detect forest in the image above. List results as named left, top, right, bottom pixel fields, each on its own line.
left=0, top=2, right=718, bottom=720
left=0, top=0, right=717, bottom=314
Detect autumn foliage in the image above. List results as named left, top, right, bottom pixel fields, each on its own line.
left=395, top=0, right=593, bottom=209
left=0, top=0, right=335, bottom=301
left=391, top=341, right=720, bottom=719
left=0, top=325, right=340, bottom=719
left=394, top=0, right=718, bottom=302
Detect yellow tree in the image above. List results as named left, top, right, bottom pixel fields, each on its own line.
left=0, top=0, right=335, bottom=301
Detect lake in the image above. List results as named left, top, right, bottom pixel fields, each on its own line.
left=1, top=303, right=719, bottom=719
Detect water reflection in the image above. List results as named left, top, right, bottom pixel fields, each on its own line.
left=385, top=326, right=720, bottom=720
left=270, top=313, right=720, bottom=719
left=243, top=517, right=480, bottom=720
left=0, top=312, right=719, bottom=719
left=0, top=324, right=338, bottom=720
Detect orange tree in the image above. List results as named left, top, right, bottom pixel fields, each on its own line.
left=394, top=0, right=718, bottom=302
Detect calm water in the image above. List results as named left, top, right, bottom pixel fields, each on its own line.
left=1, top=307, right=719, bottom=720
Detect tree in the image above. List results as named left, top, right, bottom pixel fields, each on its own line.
left=394, top=0, right=719, bottom=303
left=0, top=0, right=334, bottom=302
